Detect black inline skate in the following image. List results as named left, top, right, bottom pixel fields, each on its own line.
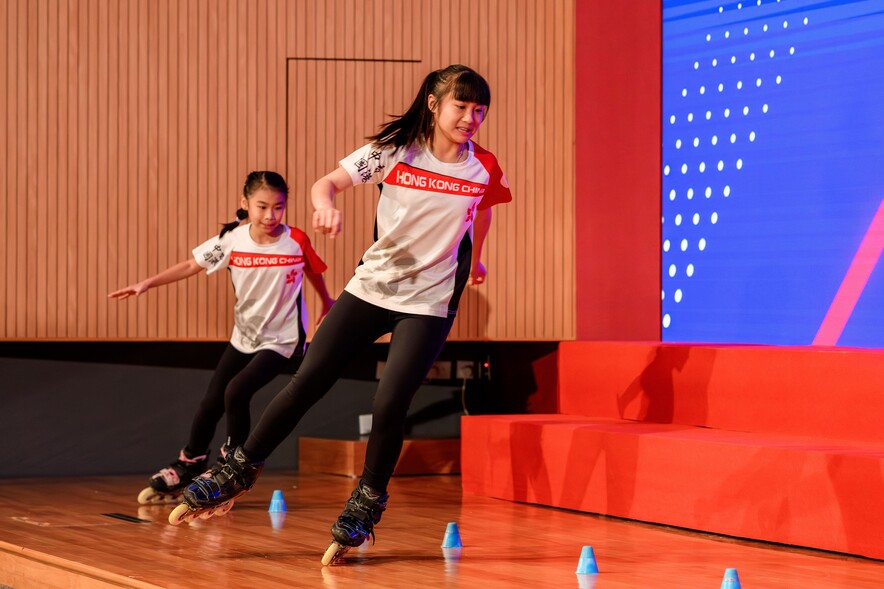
left=168, top=446, right=264, bottom=525
left=322, top=480, right=389, bottom=565
left=136, top=449, right=209, bottom=505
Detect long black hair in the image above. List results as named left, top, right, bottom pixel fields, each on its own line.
left=367, top=64, right=491, bottom=151
left=219, top=171, right=289, bottom=238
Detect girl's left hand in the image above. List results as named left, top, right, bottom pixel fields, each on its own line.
left=468, top=262, right=487, bottom=285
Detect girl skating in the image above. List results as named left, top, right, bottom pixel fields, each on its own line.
left=109, top=171, right=333, bottom=507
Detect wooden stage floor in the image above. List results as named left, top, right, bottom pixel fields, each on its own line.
left=1, top=472, right=882, bottom=588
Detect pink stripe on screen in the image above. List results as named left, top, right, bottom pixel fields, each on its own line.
left=813, top=197, right=884, bottom=346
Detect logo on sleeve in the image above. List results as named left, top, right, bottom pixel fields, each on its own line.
left=203, top=245, right=225, bottom=267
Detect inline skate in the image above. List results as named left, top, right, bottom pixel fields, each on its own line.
left=168, top=446, right=263, bottom=525
left=136, top=449, right=209, bottom=505
left=322, top=480, right=389, bottom=565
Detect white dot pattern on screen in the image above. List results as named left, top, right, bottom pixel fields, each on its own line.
left=662, top=1, right=799, bottom=329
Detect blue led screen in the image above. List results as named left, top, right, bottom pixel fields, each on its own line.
left=662, top=0, right=884, bottom=347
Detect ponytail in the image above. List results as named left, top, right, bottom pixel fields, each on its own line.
left=219, top=208, right=249, bottom=238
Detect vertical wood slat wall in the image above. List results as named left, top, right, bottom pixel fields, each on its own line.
left=1, top=0, right=574, bottom=342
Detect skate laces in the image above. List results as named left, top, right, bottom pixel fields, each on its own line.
left=157, top=467, right=181, bottom=487
left=200, top=445, right=233, bottom=479
left=178, top=449, right=209, bottom=464
left=156, top=450, right=208, bottom=487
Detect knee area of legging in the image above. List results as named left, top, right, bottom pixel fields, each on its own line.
left=224, top=386, right=253, bottom=408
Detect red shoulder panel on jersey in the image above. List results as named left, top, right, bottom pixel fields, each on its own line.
left=472, top=143, right=513, bottom=209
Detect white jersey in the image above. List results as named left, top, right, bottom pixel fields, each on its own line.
left=339, top=141, right=511, bottom=318
left=192, top=223, right=327, bottom=358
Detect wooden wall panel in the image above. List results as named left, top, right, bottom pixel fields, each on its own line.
left=1, top=0, right=574, bottom=342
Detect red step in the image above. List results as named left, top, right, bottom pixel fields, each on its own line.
left=461, top=342, right=884, bottom=559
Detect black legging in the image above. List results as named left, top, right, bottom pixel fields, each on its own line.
left=245, top=291, right=454, bottom=493
left=186, top=344, right=290, bottom=454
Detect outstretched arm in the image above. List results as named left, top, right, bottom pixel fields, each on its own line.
left=469, top=207, right=493, bottom=285
left=305, top=271, right=336, bottom=325
left=108, top=258, right=203, bottom=300
left=311, top=166, right=354, bottom=239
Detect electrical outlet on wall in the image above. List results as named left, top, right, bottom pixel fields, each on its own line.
left=456, top=360, right=475, bottom=379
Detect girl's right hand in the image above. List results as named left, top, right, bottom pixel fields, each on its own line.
left=107, top=281, right=149, bottom=301
left=313, top=207, right=343, bottom=239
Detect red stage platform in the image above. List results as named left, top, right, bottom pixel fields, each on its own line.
left=462, top=341, right=884, bottom=560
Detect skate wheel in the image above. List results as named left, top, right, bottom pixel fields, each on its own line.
left=322, top=541, right=349, bottom=566
left=213, top=500, right=234, bottom=517
left=137, top=487, right=158, bottom=505
left=168, top=503, right=193, bottom=526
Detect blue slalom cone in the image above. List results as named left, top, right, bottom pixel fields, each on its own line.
left=441, top=521, right=463, bottom=548
left=575, top=546, right=599, bottom=574
left=720, top=568, right=741, bottom=589
left=268, top=489, right=287, bottom=513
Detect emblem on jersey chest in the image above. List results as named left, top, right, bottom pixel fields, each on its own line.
left=465, top=202, right=478, bottom=223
